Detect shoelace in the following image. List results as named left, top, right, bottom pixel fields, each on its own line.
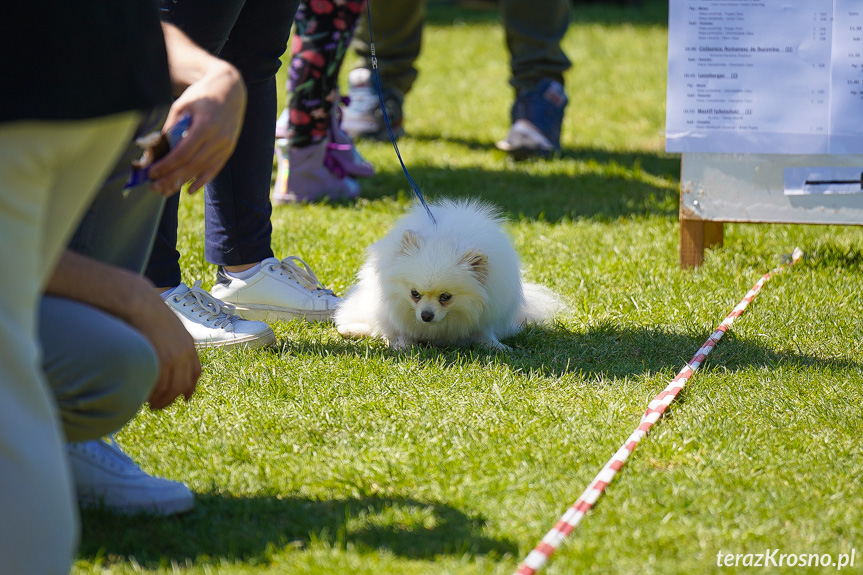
left=268, top=256, right=336, bottom=298
left=173, top=281, right=237, bottom=330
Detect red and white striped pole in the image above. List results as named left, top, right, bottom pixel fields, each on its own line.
left=514, top=248, right=804, bottom=575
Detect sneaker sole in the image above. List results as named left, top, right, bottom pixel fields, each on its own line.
left=230, top=304, right=334, bottom=323
left=504, top=146, right=557, bottom=161
left=496, top=139, right=557, bottom=161
left=194, top=330, right=276, bottom=350
left=78, top=493, right=195, bottom=516
left=273, top=187, right=361, bottom=205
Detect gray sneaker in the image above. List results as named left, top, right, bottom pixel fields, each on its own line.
left=341, top=68, right=405, bottom=141
left=165, top=282, right=276, bottom=349
left=210, top=256, right=341, bottom=322
left=67, top=436, right=194, bottom=516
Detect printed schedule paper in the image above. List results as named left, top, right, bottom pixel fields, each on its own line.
left=666, top=0, right=863, bottom=154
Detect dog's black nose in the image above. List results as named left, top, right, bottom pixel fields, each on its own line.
left=421, top=311, right=434, bottom=322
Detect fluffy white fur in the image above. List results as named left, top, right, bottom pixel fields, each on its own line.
left=334, top=198, right=562, bottom=349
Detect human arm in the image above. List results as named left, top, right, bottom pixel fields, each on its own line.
left=44, top=250, right=200, bottom=410
left=147, top=22, right=247, bottom=196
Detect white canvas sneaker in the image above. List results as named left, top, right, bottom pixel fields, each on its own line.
left=67, top=437, right=194, bottom=516
left=210, top=256, right=341, bottom=322
left=165, top=282, right=276, bottom=349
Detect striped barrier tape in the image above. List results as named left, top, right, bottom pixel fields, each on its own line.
left=515, top=248, right=805, bottom=575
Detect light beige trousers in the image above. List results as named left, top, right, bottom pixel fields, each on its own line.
left=0, top=112, right=138, bottom=575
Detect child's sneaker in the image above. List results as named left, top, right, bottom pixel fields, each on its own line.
left=272, top=139, right=360, bottom=204
left=342, top=68, right=405, bottom=141
left=496, top=78, right=568, bottom=159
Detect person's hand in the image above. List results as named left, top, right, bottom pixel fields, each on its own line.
left=46, top=251, right=200, bottom=410
left=125, top=293, right=201, bottom=410
left=148, top=61, right=246, bottom=196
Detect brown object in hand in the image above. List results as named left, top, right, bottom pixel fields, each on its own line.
left=131, top=130, right=170, bottom=169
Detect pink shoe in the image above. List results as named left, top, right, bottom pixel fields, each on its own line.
left=272, top=139, right=360, bottom=204
left=326, top=92, right=375, bottom=179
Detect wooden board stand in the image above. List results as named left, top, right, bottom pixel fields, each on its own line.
left=679, top=153, right=863, bottom=268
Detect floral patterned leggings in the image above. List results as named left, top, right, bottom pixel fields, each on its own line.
left=285, top=0, right=367, bottom=147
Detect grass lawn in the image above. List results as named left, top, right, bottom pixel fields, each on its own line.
left=74, top=1, right=863, bottom=573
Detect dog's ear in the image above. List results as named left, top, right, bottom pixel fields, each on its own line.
left=460, top=249, right=489, bottom=285
left=399, top=230, right=421, bottom=254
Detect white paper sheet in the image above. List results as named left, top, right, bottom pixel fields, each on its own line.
left=666, top=0, right=863, bottom=154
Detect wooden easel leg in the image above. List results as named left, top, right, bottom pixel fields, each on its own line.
left=680, top=218, right=705, bottom=268
left=680, top=219, right=724, bottom=268
left=704, top=221, right=724, bottom=250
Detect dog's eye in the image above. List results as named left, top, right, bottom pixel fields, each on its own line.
left=439, top=293, right=452, bottom=303
left=410, top=289, right=421, bottom=301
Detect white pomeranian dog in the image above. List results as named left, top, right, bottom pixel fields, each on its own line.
left=334, top=198, right=562, bottom=349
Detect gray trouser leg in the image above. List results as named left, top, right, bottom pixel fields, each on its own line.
left=40, top=298, right=158, bottom=442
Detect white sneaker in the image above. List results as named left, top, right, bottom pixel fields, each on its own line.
left=210, top=256, right=341, bottom=322
left=165, top=281, right=276, bottom=349
left=67, top=436, right=194, bottom=516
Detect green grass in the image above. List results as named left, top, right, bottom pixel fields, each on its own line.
left=74, top=1, right=863, bottom=573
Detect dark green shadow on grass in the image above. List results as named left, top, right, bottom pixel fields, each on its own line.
left=78, top=494, right=516, bottom=568
left=801, top=244, right=863, bottom=270
left=276, top=321, right=862, bottom=383
left=396, top=131, right=681, bottom=177
left=351, top=146, right=680, bottom=223
left=506, top=322, right=863, bottom=379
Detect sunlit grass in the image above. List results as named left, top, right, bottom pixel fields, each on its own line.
left=74, top=1, right=863, bottom=573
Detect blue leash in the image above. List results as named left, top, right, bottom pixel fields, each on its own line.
left=365, top=1, right=436, bottom=225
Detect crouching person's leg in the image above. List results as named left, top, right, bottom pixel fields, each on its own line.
left=43, top=106, right=197, bottom=517
left=40, top=296, right=195, bottom=516
left=41, top=297, right=157, bottom=440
